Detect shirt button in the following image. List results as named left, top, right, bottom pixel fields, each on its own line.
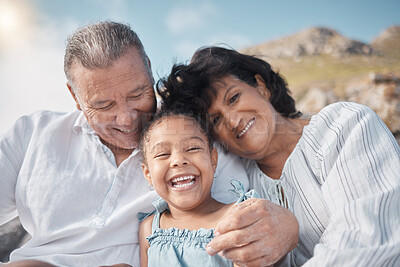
left=106, top=152, right=111, bottom=158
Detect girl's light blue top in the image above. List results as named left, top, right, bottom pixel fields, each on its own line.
left=144, top=179, right=258, bottom=267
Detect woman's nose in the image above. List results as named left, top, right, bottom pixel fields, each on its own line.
left=224, top=112, right=240, bottom=132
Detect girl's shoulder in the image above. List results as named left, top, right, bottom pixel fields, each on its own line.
left=139, top=213, right=155, bottom=233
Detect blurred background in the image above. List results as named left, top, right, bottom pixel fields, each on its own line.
left=1, top=0, right=400, bottom=261
left=0, top=0, right=399, bottom=136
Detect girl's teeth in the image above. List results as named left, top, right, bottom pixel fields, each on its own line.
left=171, top=175, right=196, bottom=188
left=171, top=175, right=195, bottom=183
left=173, top=180, right=195, bottom=188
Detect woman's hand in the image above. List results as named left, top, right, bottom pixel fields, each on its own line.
left=206, top=198, right=299, bottom=266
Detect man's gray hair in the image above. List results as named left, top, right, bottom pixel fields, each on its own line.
left=64, top=21, right=153, bottom=92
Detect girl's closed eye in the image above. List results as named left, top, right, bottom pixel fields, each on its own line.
left=187, top=146, right=202, bottom=152
left=154, top=152, right=170, bottom=158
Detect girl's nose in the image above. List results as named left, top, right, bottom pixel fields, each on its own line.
left=170, top=152, right=189, bottom=167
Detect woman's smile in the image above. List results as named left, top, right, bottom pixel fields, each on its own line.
left=237, top=118, right=255, bottom=138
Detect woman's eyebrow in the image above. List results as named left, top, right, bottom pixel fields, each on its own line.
left=223, top=85, right=236, bottom=103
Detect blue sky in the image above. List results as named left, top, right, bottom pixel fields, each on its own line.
left=0, top=0, right=399, bottom=134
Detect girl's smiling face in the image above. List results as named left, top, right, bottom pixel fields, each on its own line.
left=142, top=115, right=218, bottom=212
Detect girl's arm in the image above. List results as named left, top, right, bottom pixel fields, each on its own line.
left=139, top=215, right=153, bottom=267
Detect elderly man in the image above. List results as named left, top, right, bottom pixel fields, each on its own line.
left=0, top=21, right=298, bottom=267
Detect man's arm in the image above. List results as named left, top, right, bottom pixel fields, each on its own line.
left=206, top=198, right=298, bottom=266
left=0, top=116, right=32, bottom=226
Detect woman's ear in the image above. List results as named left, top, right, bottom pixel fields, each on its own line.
left=254, top=74, right=271, bottom=100
left=211, top=148, right=218, bottom=172
left=141, top=163, right=153, bottom=185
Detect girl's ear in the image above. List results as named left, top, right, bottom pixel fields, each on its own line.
left=254, top=74, right=271, bottom=100
left=141, top=163, right=153, bottom=185
left=210, top=148, right=218, bottom=172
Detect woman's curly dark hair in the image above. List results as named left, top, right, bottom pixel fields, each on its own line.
left=157, top=46, right=301, bottom=120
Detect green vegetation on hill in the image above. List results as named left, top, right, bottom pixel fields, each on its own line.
left=268, top=54, right=400, bottom=100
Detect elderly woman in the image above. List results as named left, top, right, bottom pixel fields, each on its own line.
left=157, top=46, right=400, bottom=266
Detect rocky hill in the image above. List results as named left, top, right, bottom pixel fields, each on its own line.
left=371, top=25, right=400, bottom=58
left=241, top=27, right=376, bottom=58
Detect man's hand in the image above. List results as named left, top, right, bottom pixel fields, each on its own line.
left=206, top=198, right=299, bottom=266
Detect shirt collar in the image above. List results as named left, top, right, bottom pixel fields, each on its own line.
left=72, top=111, right=96, bottom=135
left=72, top=111, right=143, bottom=158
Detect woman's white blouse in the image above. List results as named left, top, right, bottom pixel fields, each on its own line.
left=243, top=102, right=400, bottom=266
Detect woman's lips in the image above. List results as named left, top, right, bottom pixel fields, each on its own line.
left=237, top=118, right=255, bottom=138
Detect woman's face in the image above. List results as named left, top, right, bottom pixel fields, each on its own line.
left=208, top=75, right=278, bottom=160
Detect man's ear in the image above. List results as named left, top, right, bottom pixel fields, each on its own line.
left=141, top=163, right=153, bottom=185
left=147, top=56, right=152, bottom=70
left=211, top=148, right=218, bottom=172
left=254, top=74, right=271, bottom=100
left=67, top=82, right=82, bottom=110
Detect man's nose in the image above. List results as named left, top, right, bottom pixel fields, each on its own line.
left=115, top=105, right=138, bottom=126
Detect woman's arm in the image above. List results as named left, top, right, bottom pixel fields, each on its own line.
left=139, top=215, right=153, bottom=267
left=304, top=103, right=400, bottom=266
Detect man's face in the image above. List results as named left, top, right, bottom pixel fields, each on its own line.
left=68, top=48, right=156, bottom=153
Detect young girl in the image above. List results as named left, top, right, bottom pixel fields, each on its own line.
left=138, top=109, right=257, bottom=267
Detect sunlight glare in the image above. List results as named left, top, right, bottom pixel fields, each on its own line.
left=0, top=0, right=33, bottom=49
left=0, top=1, right=20, bottom=32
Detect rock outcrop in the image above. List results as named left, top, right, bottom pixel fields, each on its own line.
left=346, top=72, right=400, bottom=134
left=371, top=25, right=400, bottom=57
left=241, top=27, right=376, bottom=58
left=296, top=72, right=400, bottom=144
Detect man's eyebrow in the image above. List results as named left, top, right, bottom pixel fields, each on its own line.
left=128, top=85, right=147, bottom=94
left=91, top=85, right=151, bottom=106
